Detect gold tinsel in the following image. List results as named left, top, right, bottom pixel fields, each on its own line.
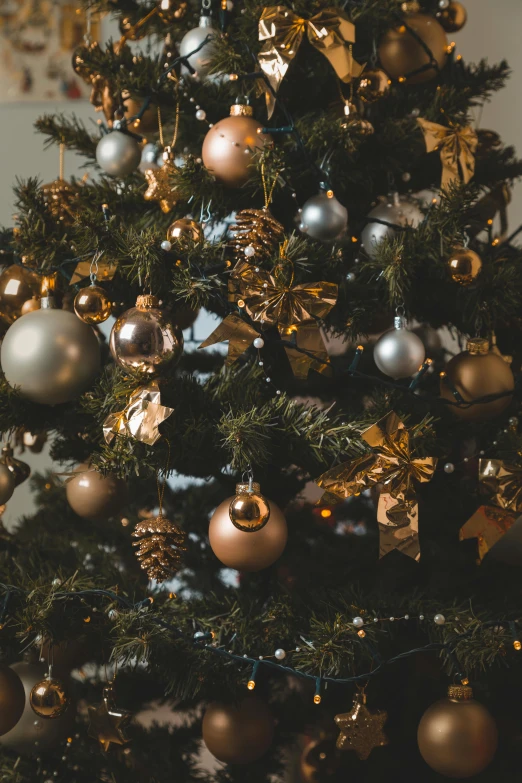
left=132, top=514, right=186, bottom=582
left=230, top=209, right=285, bottom=260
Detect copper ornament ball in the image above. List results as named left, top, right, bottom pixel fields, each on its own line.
left=0, top=664, right=26, bottom=735
left=209, top=493, right=287, bottom=571
left=21, top=297, right=40, bottom=315
left=447, top=247, right=482, bottom=285
left=358, top=69, right=390, bottom=103
left=1, top=444, right=30, bottom=486
left=30, top=677, right=69, bottom=720
left=440, top=338, right=514, bottom=421
left=418, top=685, right=497, bottom=778
left=0, top=265, right=39, bottom=315
left=166, top=218, right=204, bottom=246
left=0, top=464, right=15, bottom=505
left=74, top=284, right=112, bottom=324
left=202, top=105, right=272, bottom=188
left=202, top=697, right=274, bottom=765
left=229, top=482, right=270, bottom=532
left=122, top=94, right=159, bottom=134
left=437, top=1, right=468, bottom=32
left=66, top=463, right=128, bottom=521
left=378, top=14, right=448, bottom=84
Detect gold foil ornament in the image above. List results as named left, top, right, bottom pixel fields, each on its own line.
left=459, top=504, right=516, bottom=563
left=279, top=322, right=332, bottom=379
left=258, top=6, right=364, bottom=118
left=417, top=118, right=478, bottom=191
left=199, top=313, right=261, bottom=365
left=478, top=458, right=522, bottom=513
left=335, top=692, right=389, bottom=759
left=144, top=151, right=180, bottom=213
left=70, top=259, right=118, bottom=286
left=103, top=382, right=174, bottom=446
left=88, top=686, right=131, bottom=752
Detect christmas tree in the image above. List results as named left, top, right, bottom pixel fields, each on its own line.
left=0, top=0, right=521, bottom=780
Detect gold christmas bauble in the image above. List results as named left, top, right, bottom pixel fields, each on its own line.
left=74, top=284, right=112, bottom=324
left=440, top=338, right=514, bottom=421
left=166, top=218, right=203, bottom=246
left=202, top=105, right=272, bottom=188
left=122, top=93, right=159, bottom=134
left=202, top=697, right=274, bottom=765
left=357, top=69, right=391, bottom=103
left=66, top=464, right=128, bottom=521
left=418, top=685, right=497, bottom=777
left=447, top=247, right=482, bottom=285
left=0, top=664, right=25, bottom=735
left=30, top=677, right=69, bottom=719
left=378, top=14, right=448, bottom=84
left=21, top=297, right=40, bottom=315
left=437, top=1, right=468, bottom=32
left=229, top=482, right=270, bottom=532
left=0, top=444, right=30, bottom=486
left=209, top=492, right=287, bottom=571
left=0, top=265, right=39, bottom=315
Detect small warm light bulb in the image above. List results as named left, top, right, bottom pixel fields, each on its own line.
left=398, top=76, right=406, bottom=83
left=514, top=640, right=521, bottom=651
left=326, top=190, right=334, bottom=199
left=461, top=677, right=470, bottom=685
left=313, top=694, right=322, bottom=704
left=247, top=680, right=256, bottom=690
left=320, top=509, right=332, bottom=518
left=357, top=629, right=366, bottom=638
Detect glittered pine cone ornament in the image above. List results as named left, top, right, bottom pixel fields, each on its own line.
left=230, top=208, right=285, bottom=260
left=132, top=514, right=186, bottom=582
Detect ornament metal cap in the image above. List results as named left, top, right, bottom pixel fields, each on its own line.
left=235, top=481, right=261, bottom=494
left=136, top=294, right=160, bottom=308
left=40, top=296, right=56, bottom=310
left=198, top=14, right=214, bottom=28
left=447, top=684, right=473, bottom=701
left=230, top=104, right=254, bottom=117
left=467, top=337, right=490, bottom=355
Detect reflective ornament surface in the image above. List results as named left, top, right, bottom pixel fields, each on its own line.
left=110, top=294, right=183, bottom=375
left=378, top=14, right=448, bottom=84
left=166, top=218, right=203, bottom=246
left=358, top=69, right=390, bottom=102
left=374, top=315, right=426, bottom=379
left=0, top=664, right=25, bottom=736
left=22, top=430, right=47, bottom=454
left=437, top=0, right=467, bottom=32
left=202, top=105, right=272, bottom=187
left=96, top=130, right=142, bottom=177
left=447, top=247, right=482, bottom=285
left=30, top=677, right=69, bottom=719
left=1, top=302, right=100, bottom=405
left=179, top=16, right=218, bottom=80
left=139, top=142, right=163, bottom=174
left=202, top=698, right=274, bottom=765
left=0, top=265, right=39, bottom=316
left=74, top=284, right=112, bottom=324
left=0, top=444, right=30, bottom=486
left=21, top=297, right=40, bottom=315
left=0, top=463, right=16, bottom=504
left=66, top=464, right=128, bottom=521
left=122, top=94, right=158, bottom=133
left=361, top=194, right=423, bottom=259
left=299, top=190, right=348, bottom=242
left=229, top=482, right=270, bottom=532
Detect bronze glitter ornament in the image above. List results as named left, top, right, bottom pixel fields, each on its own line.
left=357, top=69, right=390, bottom=102
left=74, top=284, right=112, bottom=324
left=378, top=14, right=448, bottom=84
left=66, top=464, right=128, bottom=521
left=21, top=297, right=40, bottom=315
left=132, top=514, right=186, bottom=582
left=230, top=208, right=285, bottom=260
left=166, top=218, right=203, bottom=246
left=30, top=674, right=69, bottom=719
left=447, top=247, right=482, bottom=285
left=0, top=444, right=30, bottom=486
left=335, top=692, right=388, bottom=759
left=417, top=684, right=497, bottom=777
left=202, top=698, right=274, bottom=765
left=110, top=294, right=184, bottom=375
left=0, top=664, right=25, bottom=735
left=41, top=179, right=82, bottom=224
left=0, top=464, right=15, bottom=505
left=88, top=685, right=131, bottom=752
left=437, top=1, right=467, bottom=32
left=0, top=265, right=39, bottom=316
left=229, top=481, right=270, bottom=532
left=202, top=104, right=272, bottom=188
left=144, top=150, right=180, bottom=213
left=209, top=492, right=287, bottom=571
left=440, top=337, right=514, bottom=421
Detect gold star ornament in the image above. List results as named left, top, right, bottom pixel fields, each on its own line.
left=335, top=692, right=388, bottom=760
left=144, top=149, right=180, bottom=213
left=88, top=686, right=131, bottom=752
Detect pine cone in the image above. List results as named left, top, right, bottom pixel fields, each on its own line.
left=132, top=515, right=186, bottom=582
left=230, top=208, right=285, bottom=260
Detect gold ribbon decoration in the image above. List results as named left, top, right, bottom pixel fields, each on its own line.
left=478, top=458, right=522, bottom=513
left=279, top=322, right=332, bottom=379
left=417, top=118, right=478, bottom=191
left=71, top=258, right=118, bottom=285
left=258, top=6, right=364, bottom=118
left=460, top=504, right=517, bottom=563
left=103, top=382, right=174, bottom=446
left=199, top=314, right=261, bottom=366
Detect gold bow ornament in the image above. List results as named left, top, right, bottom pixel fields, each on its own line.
left=316, top=412, right=437, bottom=559
left=478, top=458, right=522, bottom=513
left=258, top=6, right=364, bottom=118
left=417, top=118, right=478, bottom=191
left=199, top=313, right=261, bottom=366
left=103, top=382, right=174, bottom=446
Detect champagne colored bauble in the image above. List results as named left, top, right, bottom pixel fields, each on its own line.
left=179, top=16, right=218, bottom=81
left=209, top=493, right=287, bottom=571
left=374, top=315, right=426, bottom=379
left=74, top=284, right=112, bottom=324
left=299, top=190, right=348, bottom=242
left=447, top=247, right=482, bottom=285
left=361, top=194, right=423, bottom=259
left=0, top=463, right=16, bottom=504
left=1, top=302, right=100, bottom=405
left=122, top=94, right=158, bottom=134
left=0, top=444, right=30, bottom=486
left=0, top=265, right=39, bottom=315
left=30, top=677, right=69, bottom=719
left=173, top=303, right=200, bottom=331
left=0, top=658, right=74, bottom=754
left=418, top=685, right=497, bottom=778
left=21, top=297, right=40, bottom=315
left=96, top=129, right=142, bottom=177
left=378, top=13, right=448, bottom=84
left=202, top=105, right=272, bottom=188
left=66, top=463, right=128, bottom=521
left=358, top=69, right=391, bottom=103
left=437, top=1, right=467, bottom=32
left=0, top=664, right=25, bottom=735
left=110, top=294, right=183, bottom=375
left=202, top=697, right=274, bottom=765
left=440, top=338, right=514, bottom=421
left=229, top=481, right=270, bottom=532
left=166, top=218, right=203, bottom=246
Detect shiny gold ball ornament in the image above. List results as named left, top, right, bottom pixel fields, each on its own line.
left=0, top=444, right=30, bottom=486
left=447, top=247, right=482, bottom=285
left=0, top=265, right=39, bottom=316
left=202, top=104, right=272, bottom=188
left=437, top=1, right=468, bottom=32
left=122, top=93, right=159, bottom=134
left=202, top=698, right=274, bottom=765
left=378, top=14, right=448, bottom=84
left=30, top=675, right=69, bottom=719
left=209, top=491, right=287, bottom=571
left=440, top=337, right=514, bottom=421
left=418, top=684, right=497, bottom=777
left=74, top=284, right=112, bottom=324
left=357, top=69, right=391, bottom=103
left=66, top=464, right=128, bottom=521
left=21, top=297, right=40, bottom=315
left=0, top=664, right=25, bottom=735
left=0, top=464, right=15, bottom=505
left=229, top=481, right=270, bottom=532
left=166, top=218, right=204, bottom=246
left=110, top=294, right=183, bottom=375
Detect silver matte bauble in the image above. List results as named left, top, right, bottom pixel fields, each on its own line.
left=361, top=194, right=424, bottom=259
left=179, top=16, right=218, bottom=81
left=374, top=316, right=426, bottom=379
left=96, top=130, right=142, bottom=177
left=1, top=301, right=100, bottom=405
left=299, top=190, right=348, bottom=242
left=139, top=142, right=164, bottom=174
left=0, top=464, right=15, bottom=504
